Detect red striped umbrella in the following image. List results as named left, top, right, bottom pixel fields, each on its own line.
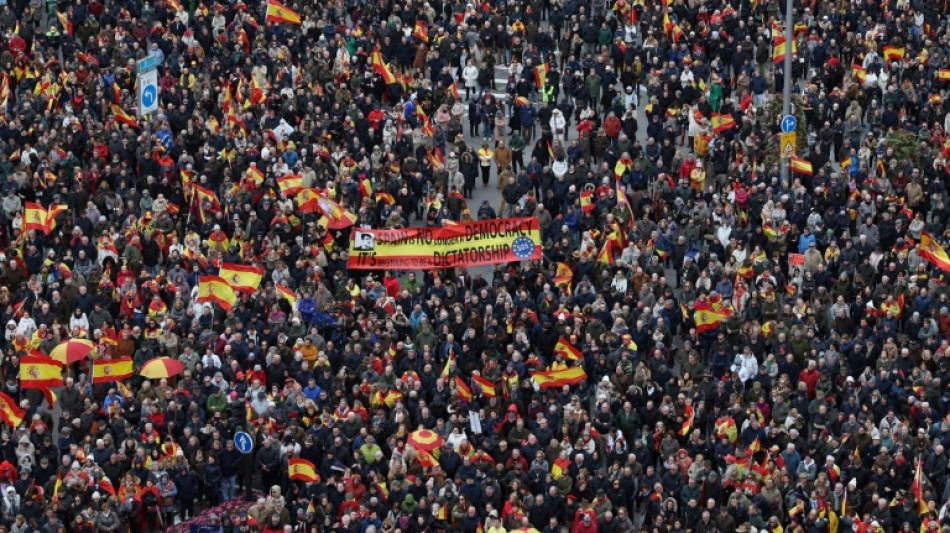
left=140, top=357, right=184, bottom=379
left=50, top=339, right=95, bottom=364
left=407, top=429, right=444, bottom=452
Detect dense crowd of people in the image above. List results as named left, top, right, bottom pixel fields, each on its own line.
left=0, top=0, right=949, bottom=533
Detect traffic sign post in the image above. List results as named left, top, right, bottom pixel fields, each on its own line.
left=781, top=115, right=797, bottom=133
left=234, top=431, right=254, bottom=454
left=137, top=55, right=160, bottom=117
left=781, top=132, right=796, bottom=157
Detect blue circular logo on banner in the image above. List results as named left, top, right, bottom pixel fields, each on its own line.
left=512, top=236, right=536, bottom=260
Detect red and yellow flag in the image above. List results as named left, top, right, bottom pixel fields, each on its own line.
left=694, top=302, right=730, bottom=333
left=19, top=355, right=63, bottom=389
left=277, top=284, right=297, bottom=307
left=197, top=275, right=238, bottom=311
left=551, top=457, right=571, bottom=480
left=219, top=263, right=264, bottom=293
left=789, top=156, right=813, bottom=176
left=288, top=458, right=318, bottom=482
left=554, top=337, right=583, bottom=361
left=455, top=376, right=472, bottom=403
left=679, top=404, right=695, bottom=436
left=883, top=46, right=905, bottom=63
left=55, top=11, right=72, bottom=36
left=111, top=105, right=139, bottom=128
left=92, top=358, right=134, bottom=384
left=277, top=174, right=304, bottom=196
left=471, top=375, right=496, bottom=397
left=265, top=0, right=301, bottom=24
left=530, top=366, right=587, bottom=389
left=370, top=50, right=397, bottom=85
left=921, top=233, right=950, bottom=273
left=0, top=392, right=24, bottom=428
left=711, top=112, right=736, bottom=133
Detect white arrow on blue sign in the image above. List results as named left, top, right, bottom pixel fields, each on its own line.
left=234, top=431, right=254, bottom=454
left=781, top=115, right=797, bottom=133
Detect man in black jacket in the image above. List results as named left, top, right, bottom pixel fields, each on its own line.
left=218, top=439, right=244, bottom=501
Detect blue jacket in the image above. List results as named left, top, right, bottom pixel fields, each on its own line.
left=798, top=233, right=816, bottom=254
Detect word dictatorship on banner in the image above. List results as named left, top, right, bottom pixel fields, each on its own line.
left=347, top=218, right=542, bottom=270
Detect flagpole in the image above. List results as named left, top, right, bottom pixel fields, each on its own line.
left=780, top=0, right=793, bottom=188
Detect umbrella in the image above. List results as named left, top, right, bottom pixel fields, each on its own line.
left=50, top=339, right=95, bottom=364
left=407, top=429, right=444, bottom=452
left=140, top=357, right=184, bottom=379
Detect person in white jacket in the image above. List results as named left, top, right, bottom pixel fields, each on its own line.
left=461, top=60, right=479, bottom=100
left=550, top=109, right=567, bottom=144
left=734, top=347, right=759, bottom=383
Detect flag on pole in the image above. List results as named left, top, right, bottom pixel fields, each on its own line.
left=197, top=275, right=237, bottom=311
left=920, top=233, right=950, bottom=272
left=265, top=0, right=301, bottom=24
left=219, top=263, right=264, bottom=293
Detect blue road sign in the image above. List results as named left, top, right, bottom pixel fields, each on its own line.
left=142, top=85, right=157, bottom=108
left=781, top=115, right=797, bottom=133
left=234, top=431, right=254, bottom=454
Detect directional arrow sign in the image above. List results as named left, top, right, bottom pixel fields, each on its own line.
left=781, top=132, right=796, bottom=156
left=138, top=69, right=159, bottom=116
left=781, top=115, right=797, bottom=133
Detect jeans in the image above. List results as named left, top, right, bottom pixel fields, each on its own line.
left=221, top=475, right=236, bottom=501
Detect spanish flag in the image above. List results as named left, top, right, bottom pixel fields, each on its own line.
left=436, top=504, right=449, bottom=521
left=852, top=64, right=867, bottom=84
left=245, top=165, right=265, bottom=185
left=534, top=62, right=549, bottom=88
left=580, top=191, right=594, bottom=213
left=111, top=105, right=139, bottom=129
left=0, top=392, right=24, bottom=428
left=554, top=337, right=583, bottom=361
left=913, top=459, right=928, bottom=515
left=276, top=284, right=297, bottom=308
left=788, top=501, right=804, bottom=518
left=220, top=262, right=264, bottom=293
left=883, top=46, right=905, bottom=63
left=939, top=69, right=950, bottom=82
left=715, top=416, right=738, bottom=443
left=412, top=20, right=429, bottom=42
left=277, top=174, right=304, bottom=195
left=531, top=366, right=587, bottom=389
left=596, top=244, right=614, bottom=266
left=265, top=0, right=301, bottom=24
left=551, top=457, right=571, bottom=480
left=554, top=262, right=573, bottom=294
left=92, top=358, right=134, bottom=384
left=920, top=233, right=950, bottom=273
left=375, top=192, right=395, bottom=205
left=288, top=458, right=318, bottom=482
left=296, top=188, right=322, bottom=214
left=772, top=40, right=796, bottom=63
left=359, top=178, right=373, bottom=199
left=711, top=112, right=736, bottom=133
left=370, top=50, right=397, bottom=85
left=693, top=303, right=729, bottom=333
left=471, top=375, right=496, bottom=397
left=455, top=376, right=472, bottom=403
left=24, top=202, right=49, bottom=233
left=55, top=11, right=72, bottom=36
left=190, top=184, right=222, bottom=222
left=197, top=275, right=237, bottom=311
left=789, top=156, right=813, bottom=176
left=679, top=404, right=694, bottom=436
left=19, top=355, right=63, bottom=389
